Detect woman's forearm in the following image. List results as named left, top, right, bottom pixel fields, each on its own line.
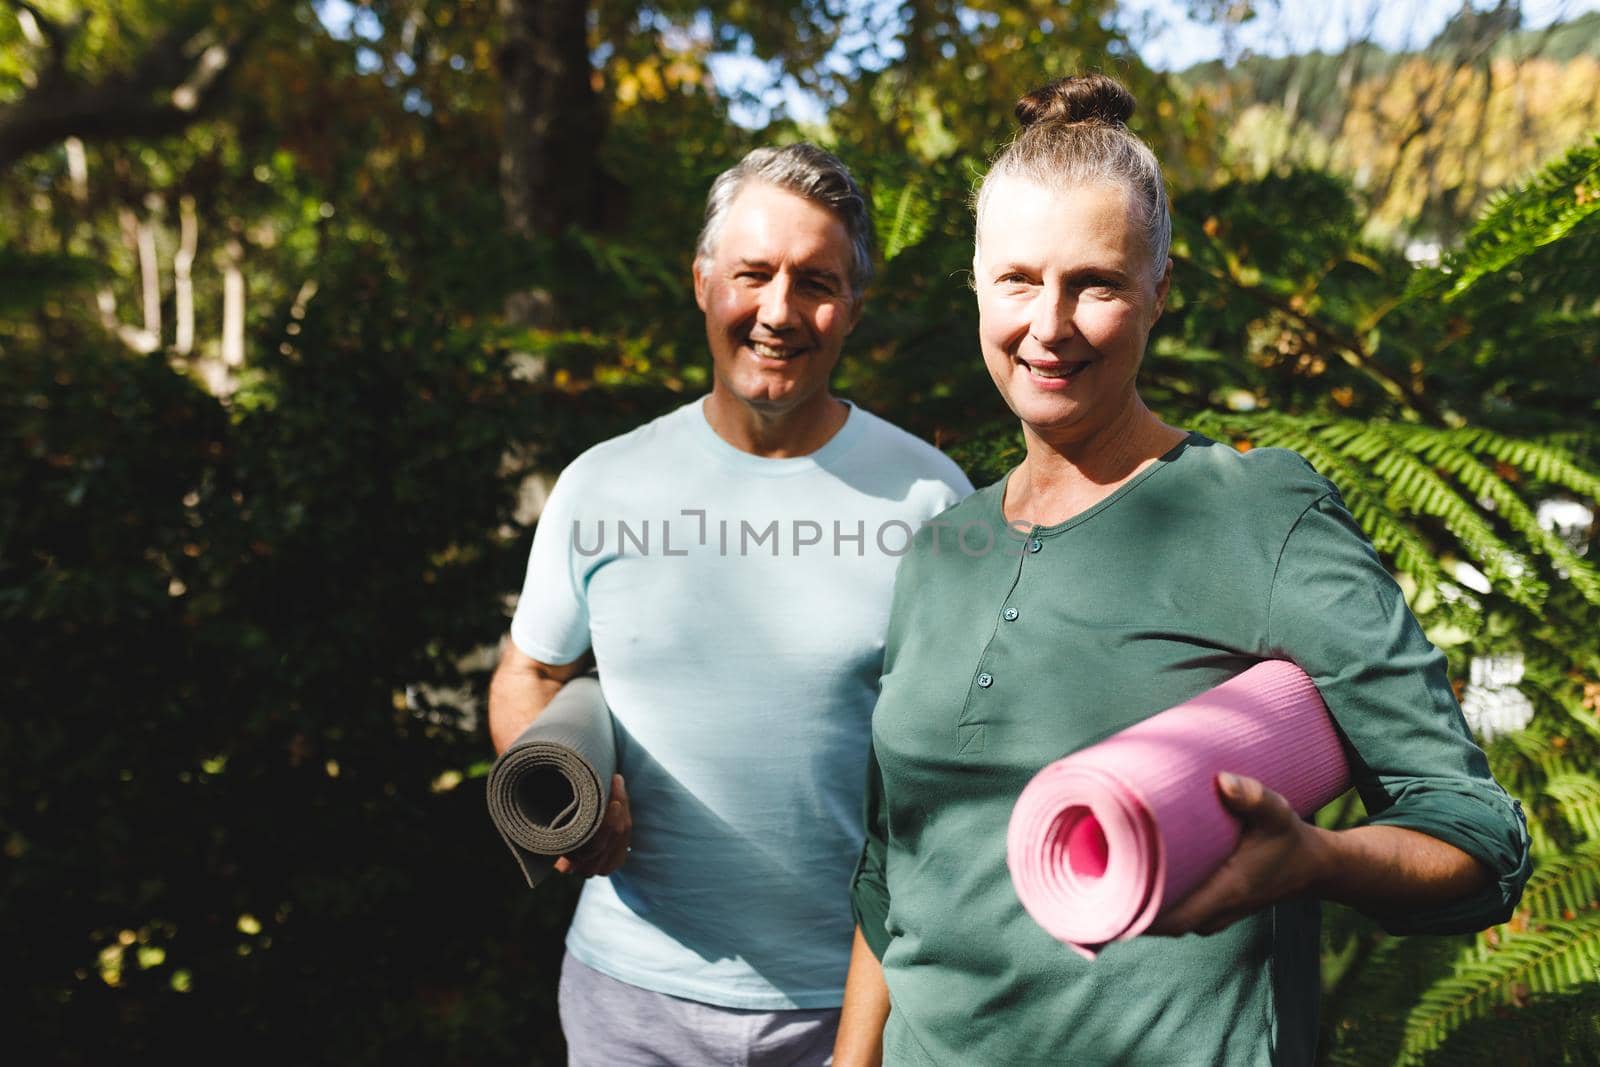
left=834, top=926, right=889, bottom=1067
left=1153, top=774, right=1494, bottom=936
left=1312, top=823, right=1491, bottom=913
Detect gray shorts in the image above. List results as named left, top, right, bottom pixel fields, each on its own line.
left=557, top=951, right=839, bottom=1067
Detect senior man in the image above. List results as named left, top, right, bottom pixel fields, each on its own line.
left=489, top=144, right=972, bottom=1065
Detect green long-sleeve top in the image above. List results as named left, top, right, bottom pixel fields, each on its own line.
left=851, top=434, right=1530, bottom=1066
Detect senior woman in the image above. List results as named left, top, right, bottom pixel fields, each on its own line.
left=833, top=74, right=1530, bottom=1066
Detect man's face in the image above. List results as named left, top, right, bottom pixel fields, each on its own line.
left=693, top=182, right=861, bottom=424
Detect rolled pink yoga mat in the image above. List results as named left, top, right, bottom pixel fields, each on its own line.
left=1006, top=660, right=1351, bottom=959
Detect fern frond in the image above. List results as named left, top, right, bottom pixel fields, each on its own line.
left=1518, top=660, right=1600, bottom=748
left=1319, top=921, right=1473, bottom=1067
left=1445, top=427, right=1600, bottom=502
left=1540, top=431, right=1600, bottom=464
left=1421, top=983, right=1600, bottom=1066
left=1495, top=727, right=1587, bottom=781
left=1442, top=135, right=1600, bottom=302
left=1398, top=912, right=1600, bottom=1063
left=1545, top=775, right=1600, bottom=840
left=1513, top=839, right=1600, bottom=923
left=1484, top=736, right=1543, bottom=804
left=1322, top=422, right=1546, bottom=609
left=876, top=181, right=933, bottom=263
left=1407, top=428, right=1600, bottom=604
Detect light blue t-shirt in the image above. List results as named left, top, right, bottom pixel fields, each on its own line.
left=510, top=398, right=972, bottom=1009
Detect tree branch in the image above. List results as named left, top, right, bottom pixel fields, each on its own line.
left=5, top=0, right=78, bottom=90
left=7, top=0, right=65, bottom=48
left=0, top=14, right=256, bottom=171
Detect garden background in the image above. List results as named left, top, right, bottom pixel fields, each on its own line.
left=3, top=0, right=1599, bottom=1063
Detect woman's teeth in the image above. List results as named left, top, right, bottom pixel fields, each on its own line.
left=1027, top=361, right=1088, bottom=379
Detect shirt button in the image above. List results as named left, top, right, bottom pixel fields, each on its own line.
left=977, top=672, right=993, bottom=688
left=1029, top=539, right=1043, bottom=553
left=1003, top=607, right=1019, bottom=621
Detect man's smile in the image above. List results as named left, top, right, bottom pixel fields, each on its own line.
left=750, top=340, right=805, bottom=361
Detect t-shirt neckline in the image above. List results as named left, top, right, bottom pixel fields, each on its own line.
left=688, top=396, right=864, bottom=475
left=994, top=430, right=1197, bottom=538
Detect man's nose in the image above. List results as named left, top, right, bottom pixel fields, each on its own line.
left=1030, top=287, right=1077, bottom=344
left=757, top=274, right=800, bottom=330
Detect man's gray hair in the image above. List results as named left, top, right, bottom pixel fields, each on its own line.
left=695, top=144, right=875, bottom=299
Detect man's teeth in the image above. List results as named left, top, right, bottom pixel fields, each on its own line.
left=752, top=342, right=794, bottom=360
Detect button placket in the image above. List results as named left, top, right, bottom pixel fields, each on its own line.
left=954, top=514, right=1031, bottom=753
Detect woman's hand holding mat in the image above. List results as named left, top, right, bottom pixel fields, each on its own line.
left=1148, top=771, right=1329, bottom=936
left=485, top=675, right=627, bottom=886
left=1006, top=661, right=1352, bottom=958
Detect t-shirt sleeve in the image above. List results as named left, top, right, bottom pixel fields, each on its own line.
left=906, top=447, right=974, bottom=523
left=939, top=461, right=976, bottom=505
left=508, top=466, right=593, bottom=665
left=1265, top=490, right=1531, bottom=934
left=850, top=740, right=893, bottom=960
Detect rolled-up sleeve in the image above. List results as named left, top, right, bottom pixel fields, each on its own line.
left=850, top=741, right=894, bottom=959
left=1266, top=491, right=1531, bottom=934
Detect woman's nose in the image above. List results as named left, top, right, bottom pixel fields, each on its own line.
left=1030, top=288, right=1077, bottom=344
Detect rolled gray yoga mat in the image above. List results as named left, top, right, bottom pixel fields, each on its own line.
left=486, top=675, right=617, bottom=887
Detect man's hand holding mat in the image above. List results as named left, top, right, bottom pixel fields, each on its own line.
left=486, top=675, right=630, bottom=886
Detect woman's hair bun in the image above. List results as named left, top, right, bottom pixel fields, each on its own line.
left=1014, top=73, right=1136, bottom=129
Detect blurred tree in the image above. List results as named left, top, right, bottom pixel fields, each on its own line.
left=824, top=0, right=1212, bottom=177
left=497, top=0, right=596, bottom=240
left=3, top=2, right=1597, bottom=1063
left=1178, top=0, right=1600, bottom=245
left=0, top=0, right=259, bottom=170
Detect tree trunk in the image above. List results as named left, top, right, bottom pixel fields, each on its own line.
left=496, top=0, right=600, bottom=242
left=133, top=208, right=162, bottom=342
left=174, top=195, right=197, bottom=355
left=221, top=236, right=245, bottom=371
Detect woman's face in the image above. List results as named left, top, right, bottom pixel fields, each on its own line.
left=973, top=177, right=1170, bottom=449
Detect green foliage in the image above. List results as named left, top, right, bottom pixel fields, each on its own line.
left=1436, top=136, right=1600, bottom=303
left=0, top=235, right=572, bottom=1064
left=1397, top=916, right=1600, bottom=1063
left=1515, top=841, right=1600, bottom=921
left=874, top=178, right=935, bottom=263
left=4, top=1, right=1599, bottom=1064
left=0, top=249, right=108, bottom=312
left=1422, top=983, right=1600, bottom=1067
